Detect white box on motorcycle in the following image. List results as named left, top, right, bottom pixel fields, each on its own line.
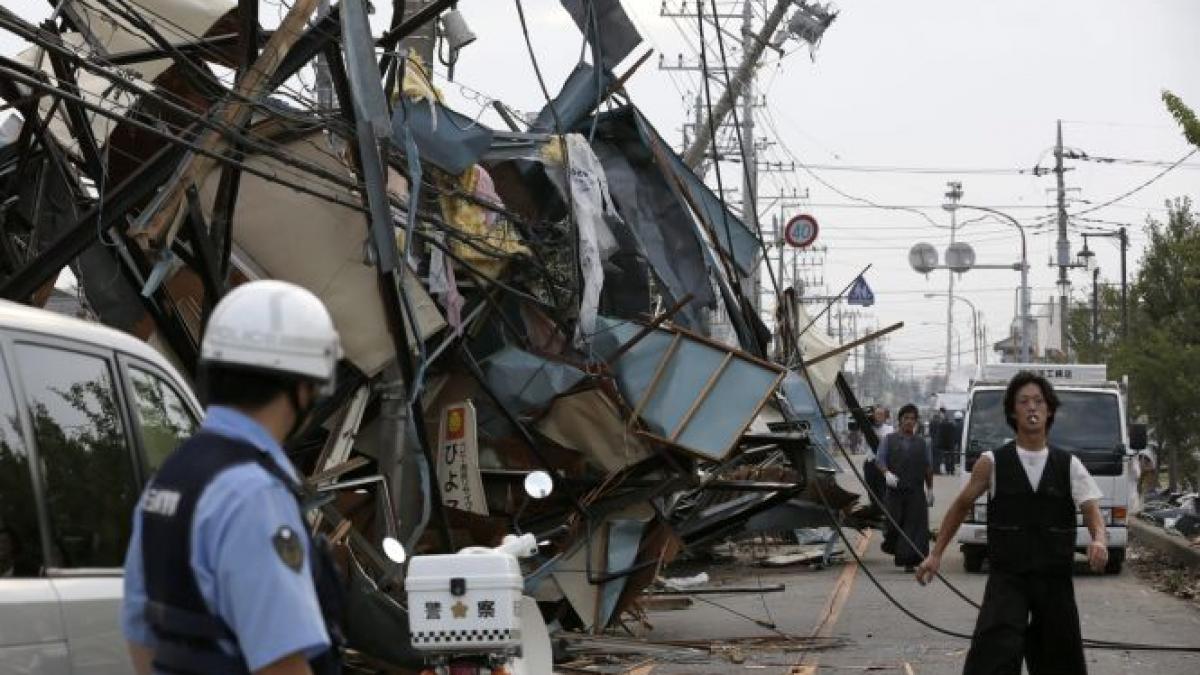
left=406, top=551, right=524, bottom=652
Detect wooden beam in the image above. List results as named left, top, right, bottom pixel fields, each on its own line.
left=806, top=321, right=904, bottom=367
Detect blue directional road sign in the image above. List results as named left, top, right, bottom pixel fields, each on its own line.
left=847, top=275, right=875, bottom=307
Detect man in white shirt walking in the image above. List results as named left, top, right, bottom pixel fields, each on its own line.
left=915, top=371, right=1107, bottom=674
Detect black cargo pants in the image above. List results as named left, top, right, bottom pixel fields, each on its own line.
left=963, top=570, right=1087, bottom=675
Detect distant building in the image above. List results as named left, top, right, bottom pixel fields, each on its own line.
left=994, top=295, right=1066, bottom=362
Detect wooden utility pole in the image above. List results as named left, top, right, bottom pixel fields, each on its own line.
left=1054, top=120, right=1071, bottom=360
left=681, top=0, right=793, bottom=171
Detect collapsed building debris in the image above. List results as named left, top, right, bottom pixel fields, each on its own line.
left=0, top=0, right=884, bottom=668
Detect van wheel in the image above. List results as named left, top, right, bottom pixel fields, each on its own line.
left=1105, top=549, right=1124, bottom=574
left=962, top=545, right=986, bottom=573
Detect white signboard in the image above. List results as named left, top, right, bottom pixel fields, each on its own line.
left=436, top=401, right=488, bottom=515
left=981, top=363, right=1107, bottom=383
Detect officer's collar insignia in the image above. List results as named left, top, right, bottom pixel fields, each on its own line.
left=273, top=526, right=305, bottom=572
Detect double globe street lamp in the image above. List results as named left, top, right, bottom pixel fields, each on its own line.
left=909, top=204, right=1032, bottom=363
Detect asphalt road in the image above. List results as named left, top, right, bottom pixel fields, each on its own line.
left=637, top=458, right=1200, bottom=674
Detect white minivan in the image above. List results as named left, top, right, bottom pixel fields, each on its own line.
left=956, top=364, right=1146, bottom=575
left=0, top=300, right=201, bottom=675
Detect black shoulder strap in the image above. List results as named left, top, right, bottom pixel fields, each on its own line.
left=1046, top=445, right=1074, bottom=492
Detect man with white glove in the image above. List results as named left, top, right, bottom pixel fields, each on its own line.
left=877, top=404, right=933, bottom=572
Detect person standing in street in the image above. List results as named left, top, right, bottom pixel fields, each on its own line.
left=929, top=408, right=947, bottom=475
left=862, top=406, right=895, bottom=519
left=947, top=410, right=965, bottom=474
left=877, top=404, right=933, bottom=571
left=915, top=371, right=1107, bottom=674
left=122, top=280, right=346, bottom=675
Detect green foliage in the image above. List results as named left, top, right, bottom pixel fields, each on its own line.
left=1163, top=91, right=1200, bottom=149
left=1067, top=284, right=1124, bottom=364
left=1117, top=199, right=1200, bottom=488
left=1069, top=198, right=1200, bottom=488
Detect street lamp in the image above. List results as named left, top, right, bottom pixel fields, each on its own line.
left=1078, top=227, right=1130, bottom=338
left=935, top=203, right=1033, bottom=363
left=924, top=293, right=983, bottom=365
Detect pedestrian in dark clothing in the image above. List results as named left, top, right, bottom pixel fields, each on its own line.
left=916, top=372, right=1108, bottom=675
left=929, top=409, right=946, bottom=475
left=934, top=410, right=961, bottom=475
left=877, top=404, right=933, bottom=571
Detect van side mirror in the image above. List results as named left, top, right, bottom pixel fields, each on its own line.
left=1129, top=423, right=1148, bottom=451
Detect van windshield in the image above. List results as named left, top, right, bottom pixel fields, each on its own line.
left=964, top=389, right=1124, bottom=475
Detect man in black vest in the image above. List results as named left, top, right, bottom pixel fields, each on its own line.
left=914, top=371, right=1107, bottom=674
left=121, top=280, right=345, bottom=675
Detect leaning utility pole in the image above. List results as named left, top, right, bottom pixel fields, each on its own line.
left=1054, top=120, right=1071, bottom=361
left=681, top=0, right=794, bottom=171
left=741, top=0, right=760, bottom=310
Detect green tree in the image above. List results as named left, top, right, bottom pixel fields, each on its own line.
left=1066, top=283, right=1124, bottom=364
left=1117, top=198, right=1200, bottom=490
left=1163, top=91, right=1200, bottom=149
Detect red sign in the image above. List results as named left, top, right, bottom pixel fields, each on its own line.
left=784, top=214, right=819, bottom=248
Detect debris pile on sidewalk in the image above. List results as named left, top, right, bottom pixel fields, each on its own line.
left=1139, top=491, right=1200, bottom=543
left=1128, top=543, right=1200, bottom=608
left=0, top=0, right=874, bottom=668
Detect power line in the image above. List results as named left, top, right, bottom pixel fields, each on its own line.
left=1065, top=148, right=1200, bottom=218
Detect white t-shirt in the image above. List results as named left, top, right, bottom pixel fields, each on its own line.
left=980, top=445, right=1103, bottom=507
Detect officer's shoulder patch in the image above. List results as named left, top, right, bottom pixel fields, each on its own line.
left=272, top=526, right=305, bottom=573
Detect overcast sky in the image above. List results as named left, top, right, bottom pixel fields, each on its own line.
left=5, top=0, right=1199, bottom=378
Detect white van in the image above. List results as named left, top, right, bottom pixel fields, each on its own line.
left=0, top=300, right=201, bottom=674
left=956, top=364, right=1146, bottom=575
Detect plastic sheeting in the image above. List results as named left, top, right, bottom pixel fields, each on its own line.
left=437, top=164, right=528, bottom=279
left=789, top=300, right=847, bottom=401
left=391, top=98, right=494, bottom=177
left=590, top=113, right=713, bottom=329
left=631, top=110, right=759, bottom=279
left=546, top=134, right=620, bottom=347
left=559, top=0, right=643, bottom=70
left=531, top=61, right=615, bottom=134
left=482, top=346, right=588, bottom=413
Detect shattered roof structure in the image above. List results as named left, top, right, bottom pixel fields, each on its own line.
left=0, top=0, right=878, bottom=666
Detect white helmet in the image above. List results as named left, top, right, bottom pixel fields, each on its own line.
left=201, top=280, right=342, bottom=394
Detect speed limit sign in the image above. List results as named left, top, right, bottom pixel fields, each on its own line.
left=784, top=214, right=819, bottom=248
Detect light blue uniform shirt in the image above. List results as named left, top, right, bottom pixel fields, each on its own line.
left=121, top=406, right=330, bottom=671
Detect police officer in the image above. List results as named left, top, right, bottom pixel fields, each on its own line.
left=915, top=371, right=1107, bottom=674
left=122, top=280, right=344, bottom=675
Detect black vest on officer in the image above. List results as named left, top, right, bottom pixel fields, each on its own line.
left=140, top=433, right=343, bottom=674
left=987, top=442, right=1077, bottom=574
